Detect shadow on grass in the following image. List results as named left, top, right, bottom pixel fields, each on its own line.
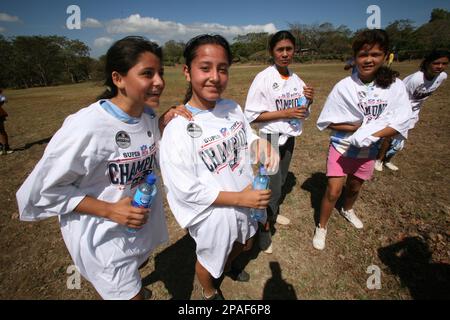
left=378, top=236, right=450, bottom=299
left=301, top=172, right=345, bottom=225
left=142, top=233, right=197, bottom=300
left=14, top=136, right=52, bottom=151
left=279, top=171, right=297, bottom=205
left=263, top=261, right=298, bottom=300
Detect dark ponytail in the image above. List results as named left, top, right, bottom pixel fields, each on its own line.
left=182, top=34, right=232, bottom=104
left=183, top=84, right=193, bottom=105
left=97, top=36, right=163, bottom=100
left=373, top=66, right=400, bottom=88
left=352, top=29, right=398, bottom=88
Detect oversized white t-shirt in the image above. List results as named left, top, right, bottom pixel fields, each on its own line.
left=159, top=99, right=259, bottom=278
left=317, top=74, right=412, bottom=158
left=16, top=101, right=168, bottom=299
left=403, top=71, right=447, bottom=128
left=244, top=65, right=308, bottom=144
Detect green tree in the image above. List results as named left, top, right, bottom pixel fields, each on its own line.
left=289, top=22, right=352, bottom=58
left=413, top=9, right=450, bottom=51
left=0, top=35, right=14, bottom=88
left=385, top=19, right=416, bottom=51
left=12, top=36, right=64, bottom=87
left=232, top=32, right=269, bottom=61
left=163, top=40, right=184, bottom=65
left=430, top=8, right=450, bottom=22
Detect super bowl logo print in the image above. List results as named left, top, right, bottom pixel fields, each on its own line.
left=272, top=82, right=280, bottom=91
left=186, top=122, right=203, bottom=138
left=220, top=127, right=229, bottom=137
left=115, top=131, right=131, bottom=149
left=140, top=145, right=149, bottom=156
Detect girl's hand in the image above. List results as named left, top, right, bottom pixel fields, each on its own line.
left=159, top=105, right=193, bottom=133
left=238, top=185, right=272, bottom=209
left=253, top=138, right=280, bottom=174
left=284, top=106, right=309, bottom=119
left=106, top=197, right=149, bottom=229
left=303, top=86, right=314, bottom=101
left=162, top=105, right=193, bottom=123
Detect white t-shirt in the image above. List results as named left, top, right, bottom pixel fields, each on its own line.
left=244, top=65, right=308, bottom=144
left=317, top=74, right=412, bottom=158
left=403, top=71, right=447, bottom=128
left=159, top=99, right=259, bottom=278
left=16, top=101, right=168, bottom=299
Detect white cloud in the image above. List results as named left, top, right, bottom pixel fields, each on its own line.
left=0, top=13, right=20, bottom=23
left=82, top=18, right=102, bottom=28
left=105, top=14, right=277, bottom=42
left=93, top=37, right=114, bottom=48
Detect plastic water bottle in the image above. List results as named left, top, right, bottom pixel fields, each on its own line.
left=127, top=173, right=157, bottom=233
left=250, top=164, right=270, bottom=222
left=289, top=96, right=309, bottom=130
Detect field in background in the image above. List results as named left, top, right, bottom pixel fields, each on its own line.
left=0, top=61, right=449, bottom=299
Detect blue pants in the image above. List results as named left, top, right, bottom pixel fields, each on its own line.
left=385, top=137, right=405, bottom=161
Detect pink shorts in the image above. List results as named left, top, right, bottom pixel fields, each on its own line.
left=326, top=145, right=375, bottom=181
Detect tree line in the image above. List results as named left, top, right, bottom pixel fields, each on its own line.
left=0, top=8, right=448, bottom=89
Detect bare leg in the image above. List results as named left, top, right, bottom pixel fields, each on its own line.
left=343, top=175, right=364, bottom=211
left=224, top=241, right=245, bottom=272
left=195, top=260, right=216, bottom=297
left=376, top=137, right=392, bottom=162
left=0, top=120, right=8, bottom=146
left=319, top=176, right=346, bottom=228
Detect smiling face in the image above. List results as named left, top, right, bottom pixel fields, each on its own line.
left=271, top=39, right=295, bottom=68
left=113, top=51, right=165, bottom=110
left=184, top=44, right=230, bottom=109
left=426, top=56, right=449, bottom=78
left=355, top=43, right=387, bottom=83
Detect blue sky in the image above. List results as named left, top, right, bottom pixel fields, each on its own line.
left=1, top=0, right=449, bottom=57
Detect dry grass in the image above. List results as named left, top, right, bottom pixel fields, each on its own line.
left=0, top=61, right=448, bottom=300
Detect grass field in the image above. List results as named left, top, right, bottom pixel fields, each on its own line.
left=0, top=61, right=449, bottom=300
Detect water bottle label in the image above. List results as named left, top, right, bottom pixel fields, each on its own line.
left=297, top=96, right=307, bottom=107
left=250, top=209, right=266, bottom=222
left=133, top=189, right=151, bottom=207
left=253, top=176, right=269, bottom=190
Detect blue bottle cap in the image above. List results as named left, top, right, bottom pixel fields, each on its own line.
left=146, top=173, right=157, bottom=184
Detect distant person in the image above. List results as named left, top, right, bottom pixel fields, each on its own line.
left=244, top=30, right=314, bottom=254
left=160, top=34, right=278, bottom=300
left=313, top=29, right=411, bottom=250
left=344, top=57, right=358, bottom=75
left=16, top=36, right=191, bottom=300
left=375, top=49, right=449, bottom=171
left=0, top=89, right=13, bottom=155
